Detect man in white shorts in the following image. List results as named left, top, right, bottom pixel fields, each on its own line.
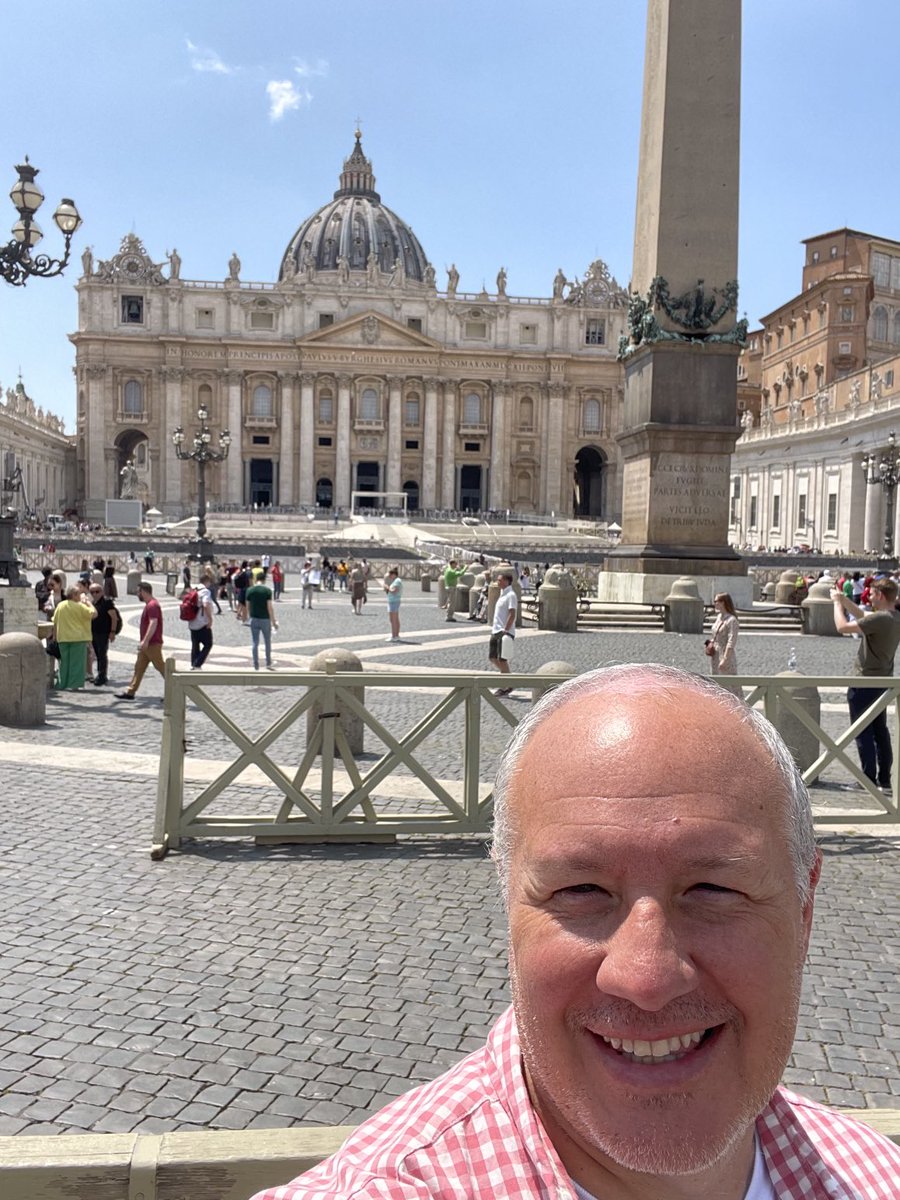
left=489, top=570, right=518, bottom=696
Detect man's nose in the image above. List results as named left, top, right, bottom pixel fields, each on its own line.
left=594, top=898, right=697, bottom=1012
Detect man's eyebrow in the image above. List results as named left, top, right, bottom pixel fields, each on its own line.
left=528, top=852, right=763, bottom=876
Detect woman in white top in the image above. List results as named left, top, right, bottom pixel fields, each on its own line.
left=707, top=592, right=741, bottom=696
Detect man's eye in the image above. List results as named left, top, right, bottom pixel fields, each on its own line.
left=556, top=883, right=607, bottom=897
left=690, top=883, right=739, bottom=897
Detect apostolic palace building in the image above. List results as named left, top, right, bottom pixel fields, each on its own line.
left=70, top=133, right=630, bottom=523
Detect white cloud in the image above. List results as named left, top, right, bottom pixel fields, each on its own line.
left=186, top=38, right=234, bottom=75
left=293, top=57, right=329, bottom=79
left=266, top=79, right=311, bottom=121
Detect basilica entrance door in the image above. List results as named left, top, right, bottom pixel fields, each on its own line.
left=250, top=459, right=273, bottom=507
left=459, top=465, right=483, bottom=512
left=574, top=446, right=605, bottom=517
left=355, top=461, right=380, bottom=507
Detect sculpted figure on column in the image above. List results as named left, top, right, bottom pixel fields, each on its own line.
left=496, top=266, right=507, bottom=297
left=446, top=263, right=459, bottom=297
left=228, top=252, right=241, bottom=282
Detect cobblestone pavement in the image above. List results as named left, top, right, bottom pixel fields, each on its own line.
left=0, top=571, right=897, bottom=1136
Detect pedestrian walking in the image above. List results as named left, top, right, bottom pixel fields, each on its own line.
left=246, top=571, right=278, bottom=670
left=383, top=566, right=403, bottom=642
left=144, top=547, right=155, bottom=574
left=116, top=581, right=165, bottom=700
left=300, top=560, right=315, bottom=608
left=489, top=570, right=518, bottom=695
left=271, top=560, right=284, bottom=600
left=185, top=571, right=215, bottom=670
left=103, top=561, right=118, bottom=599
left=51, top=585, right=97, bottom=690
left=349, top=561, right=366, bottom=615
left=704, top=591, right=741, bottom=699
left=87, top=582, right=120, bottom=687
left=833, top=576, right=900, bottom=789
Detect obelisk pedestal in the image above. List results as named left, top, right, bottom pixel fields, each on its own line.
left=600, top=0, right=750, bottom=607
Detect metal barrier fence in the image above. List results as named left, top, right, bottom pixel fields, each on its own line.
left=152, top=667, right=900, bottom=859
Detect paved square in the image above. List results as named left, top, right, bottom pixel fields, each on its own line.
left=0, top=572, right=896, bottom=1135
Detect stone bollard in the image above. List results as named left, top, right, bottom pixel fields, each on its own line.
left=469, top=571, right=489, bottom=618
left=772, top=669, right=821, bottom=772
left=455, top=570, right=475, bottom=617
left=166, top=571, right=178, bottom=596
left=801, top=578, right=842, bottom=636
left=763, top=580, right=776, bottom=601
left=530, top=660, right=576, bottom=705
left=774, top=569, right=800, bottom=605
left=663, top=577, right=704, bottom=634
left=752, top=578, right=762, bottom=602
left=437, top=576, right=447, bottom=609
left=0, top=632, right=46, bottom=726
left=307, top=648, right=364, bottom=756
left=126, top=567, right=143, bottom=596
left=537, top=565, right=578, bottom=632
left=421, top=573, right=432, bottom=593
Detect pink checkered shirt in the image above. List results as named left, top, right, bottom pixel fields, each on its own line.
left=253, top=1007, right=900, bottom=1199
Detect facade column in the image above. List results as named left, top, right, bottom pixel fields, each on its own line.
left=278, top=372, right=295, bottom=506
left=298, top=372, right=315, bottom=506
left=441, top=382, right=457, bottom=509
left=85, top=365, right=107, bottom=508
left=489, top=382, right=509, bottom=509
left=225, top=371, right=243, bottom=504
left=161, top=367, right=185, bottom=509
left=544, top=384, right=566, bottom=515
left=422, top=377, right=439, bottom=509
left=386, top=375, right=403, bottom=495
left=336, top=373, right=352, bottom=510
left=864, top=477, right=882, bottom=553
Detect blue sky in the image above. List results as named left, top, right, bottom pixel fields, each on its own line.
left=2, top=0, right=898, bottom=430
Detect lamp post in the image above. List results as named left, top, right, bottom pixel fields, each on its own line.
left=861, top=431, right=900, bottom=563
left=1, top=159, right=81, bottom=287
left=171, top=404, right=231, bottom=558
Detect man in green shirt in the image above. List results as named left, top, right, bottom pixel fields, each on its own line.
left=443, top=559, right=467, bottom=622
left=246, top=571, right=279, bottom=670
left=832, top=576, right=900, bottom=789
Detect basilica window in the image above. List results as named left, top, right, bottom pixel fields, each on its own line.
left=585, top=319, right=605, bottom=346
left=582, top=397, right=602, bottom=433
left=250, top=309, right=275, bottom=330
left=462, top=392, right=483, bottom=426
left=519, top=324, right=537, bottom=345
left=519, top=396, right=534, bottom=431
left=252, top=384, right=273, bottom=418
left=404, top=396, right=421, bottom=426
left=198, top=384, right=213, bottom=412
left=318, top=392, right=334, bottom=423
left=893, top=313, right=900, bottom=347
left=464, top=320, right=488, bottom=339
left=360, top=387, right=381, bottom=422
left=319, top=313, right=334, bottom=328
left=123, top=380, right=143, bottom=415
left=840, top=305, right=854, bottom=323
left=136, top=443, right=146, bottom=466
left=873, top=307, right=888, bottom=342
left=196, top=308, right=215, bottom=330
left=407, top=317, right=423, bottom=333
left=826, top=489, right=838, bottom=534
left=121, top=295, right=144, bottom=324
left=771, top=492, right=781, bottom=529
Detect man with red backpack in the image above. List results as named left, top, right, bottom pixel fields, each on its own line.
left=183, top=570, right=215, bottom=670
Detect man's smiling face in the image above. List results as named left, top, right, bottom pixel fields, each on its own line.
left=507, top=686, right=818, bottom=1182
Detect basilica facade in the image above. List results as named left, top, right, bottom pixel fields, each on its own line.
left=71, top=134, right=629, bottom=523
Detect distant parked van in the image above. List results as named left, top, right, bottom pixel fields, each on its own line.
left=47, top=514, right=73, bottom=533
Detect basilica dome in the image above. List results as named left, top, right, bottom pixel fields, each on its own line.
left=278, top=133, right=431, bottom=283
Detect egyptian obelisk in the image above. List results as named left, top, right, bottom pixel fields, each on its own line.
left=601, top=0, right=750, bottom=605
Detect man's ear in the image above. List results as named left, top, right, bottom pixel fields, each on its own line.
left=801, top=849, right=822, bottom=945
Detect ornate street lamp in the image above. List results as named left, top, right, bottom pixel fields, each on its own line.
left=860, top=431, right=900, bottom=562
left=1, top=159, right=82, bottom=287
left=172, top=403, right=231, bottom=557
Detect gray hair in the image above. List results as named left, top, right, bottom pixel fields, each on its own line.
left=491, top=663, right=817, bottom=903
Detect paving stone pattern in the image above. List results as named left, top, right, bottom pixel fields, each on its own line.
left=0, top=572, right=896, bottom=1135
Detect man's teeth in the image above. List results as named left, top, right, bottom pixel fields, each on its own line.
left=600, top=1029, right=705, bottom=1063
